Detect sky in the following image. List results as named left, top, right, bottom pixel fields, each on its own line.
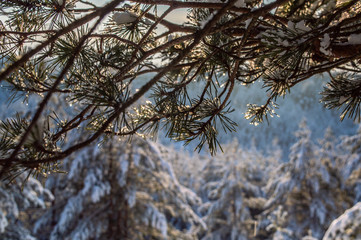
left=89, top=0, right=188, bottom=23
left=0, top=1, right=188, bottom=24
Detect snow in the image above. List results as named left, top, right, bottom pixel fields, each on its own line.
left=113, top=12, right=138, bottom=25
left=338, top=95, right=349, bottom=104
left=22, top=189, right=46, bottom=209
left=90, top=182, right=111, bottom=203
left=234, top=0, right=246, bottom=8
left=68, top=155, right=84, bottom=179
left=120, top=157, right=129, bottom=173
left=143, top=18, right=152, bottom=25
left=2, top=124, right=361, bottom=239
left=126, top=187, right=136, bottom=208
left=245, top=18, right=252, bottom=28
left=323, top=202, right=361, bottom=240
left=324, top=0, right=336, bottom=13
left=347, top=34, right=361, bottom=45
left=146, top=204, right=168, bottom=237
left=133, top=153, right=140, bottom=166
left=53, top=196, right=84, bottom=237
left=287, top=21, right=295, bottom=31
left=295, top=20, right=311, bottom=32
left=320, top=33, right=332, bottom=56
left=310, top=199, right=326, bottom=224
left=81, top=170, right=97, bottom=197
left=117, top=155, right=129, bottom=186
left=0, top=212, right=8, bottom=233
left=288, top=20, right=311, bottom=33
left=31, top=137, right=210, bottom=239
left=199, top=12, right=215, bottom=28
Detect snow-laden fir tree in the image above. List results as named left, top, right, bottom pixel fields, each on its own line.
left=33, top=137, right=205, bottom=240
left=196, top=139, right=279, bottom=240
left=0, top=175, right=53, bottom=240
left=338, top=125, right=361, bottom=203
left=323, top=202, right=361, bottom=240
left=261, top=121, right=352, bottom=239
left=156, top=144, right=206, bottom=193
left=1, top=0, right=361, bottom=177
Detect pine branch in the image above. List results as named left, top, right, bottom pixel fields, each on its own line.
left=2, top=0, right=361, bottom=177
left=0, top=0, right=124, bottom=82
left=0, top=11, right=108, bottom=177
left=1, top=0, right=239, bottom=167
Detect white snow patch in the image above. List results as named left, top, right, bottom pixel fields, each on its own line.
left=245, top=18, right=252, bottom=28
left=348, top=34, right=361, bottom=45
left=91, top=182, right=111, bottom=203
left=133, top=153, right=140, bottom=166
left=120, top=158, right=129, bottom=174
left=127, top=188, right=137, bottom=208
left=295, top=20, right=311, bottom=32
left=234, top=0, right=246, bottom=8
left=113, top=12, right=138, bottom=25
left=117, top=156, right=129, bottom=187
left=199, top=12, right=215, bottom=28
left=339, top=96, right=349, bottom=104
left=146, top=205, right=168, bottom=237
left=0, top=211, right=8, bottom=233
left=287, top=21, right=296, bottom=31
left=323, top=202, right=361, bottom=240
left=320, top=33, right=332, bottom=56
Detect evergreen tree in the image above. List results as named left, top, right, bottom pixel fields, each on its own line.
left=196, top=140, right=277, bottom=240
left=157, top=144, right=205, bottom=193
left=338, top=125, right=361, bottom=203
left=0, top=119, right=359, bottom=238
left=323, top=202, right=361, bottom=240
left=262, top=121, right=352, bottom=239
left=1, top=0, right=361, bottom=176
left=0, top=175, right=53, bottom=240
left=34, top=137, right=205, bottom=240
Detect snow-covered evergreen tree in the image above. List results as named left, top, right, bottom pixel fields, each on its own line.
left=1, top=119, right=360, bottom=239
left=34, top=137, right=205, bottom=240
left=156, top=144, right=206, bottom=193
left=0, top=175, right=53, bottom=240
left=197, top=140, right=278, bottom=240
left=323, top=202, right=361, bottom=240
left=338, top=125, right=361, bottom=203
left=262, top=121, right=352, bottom=239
